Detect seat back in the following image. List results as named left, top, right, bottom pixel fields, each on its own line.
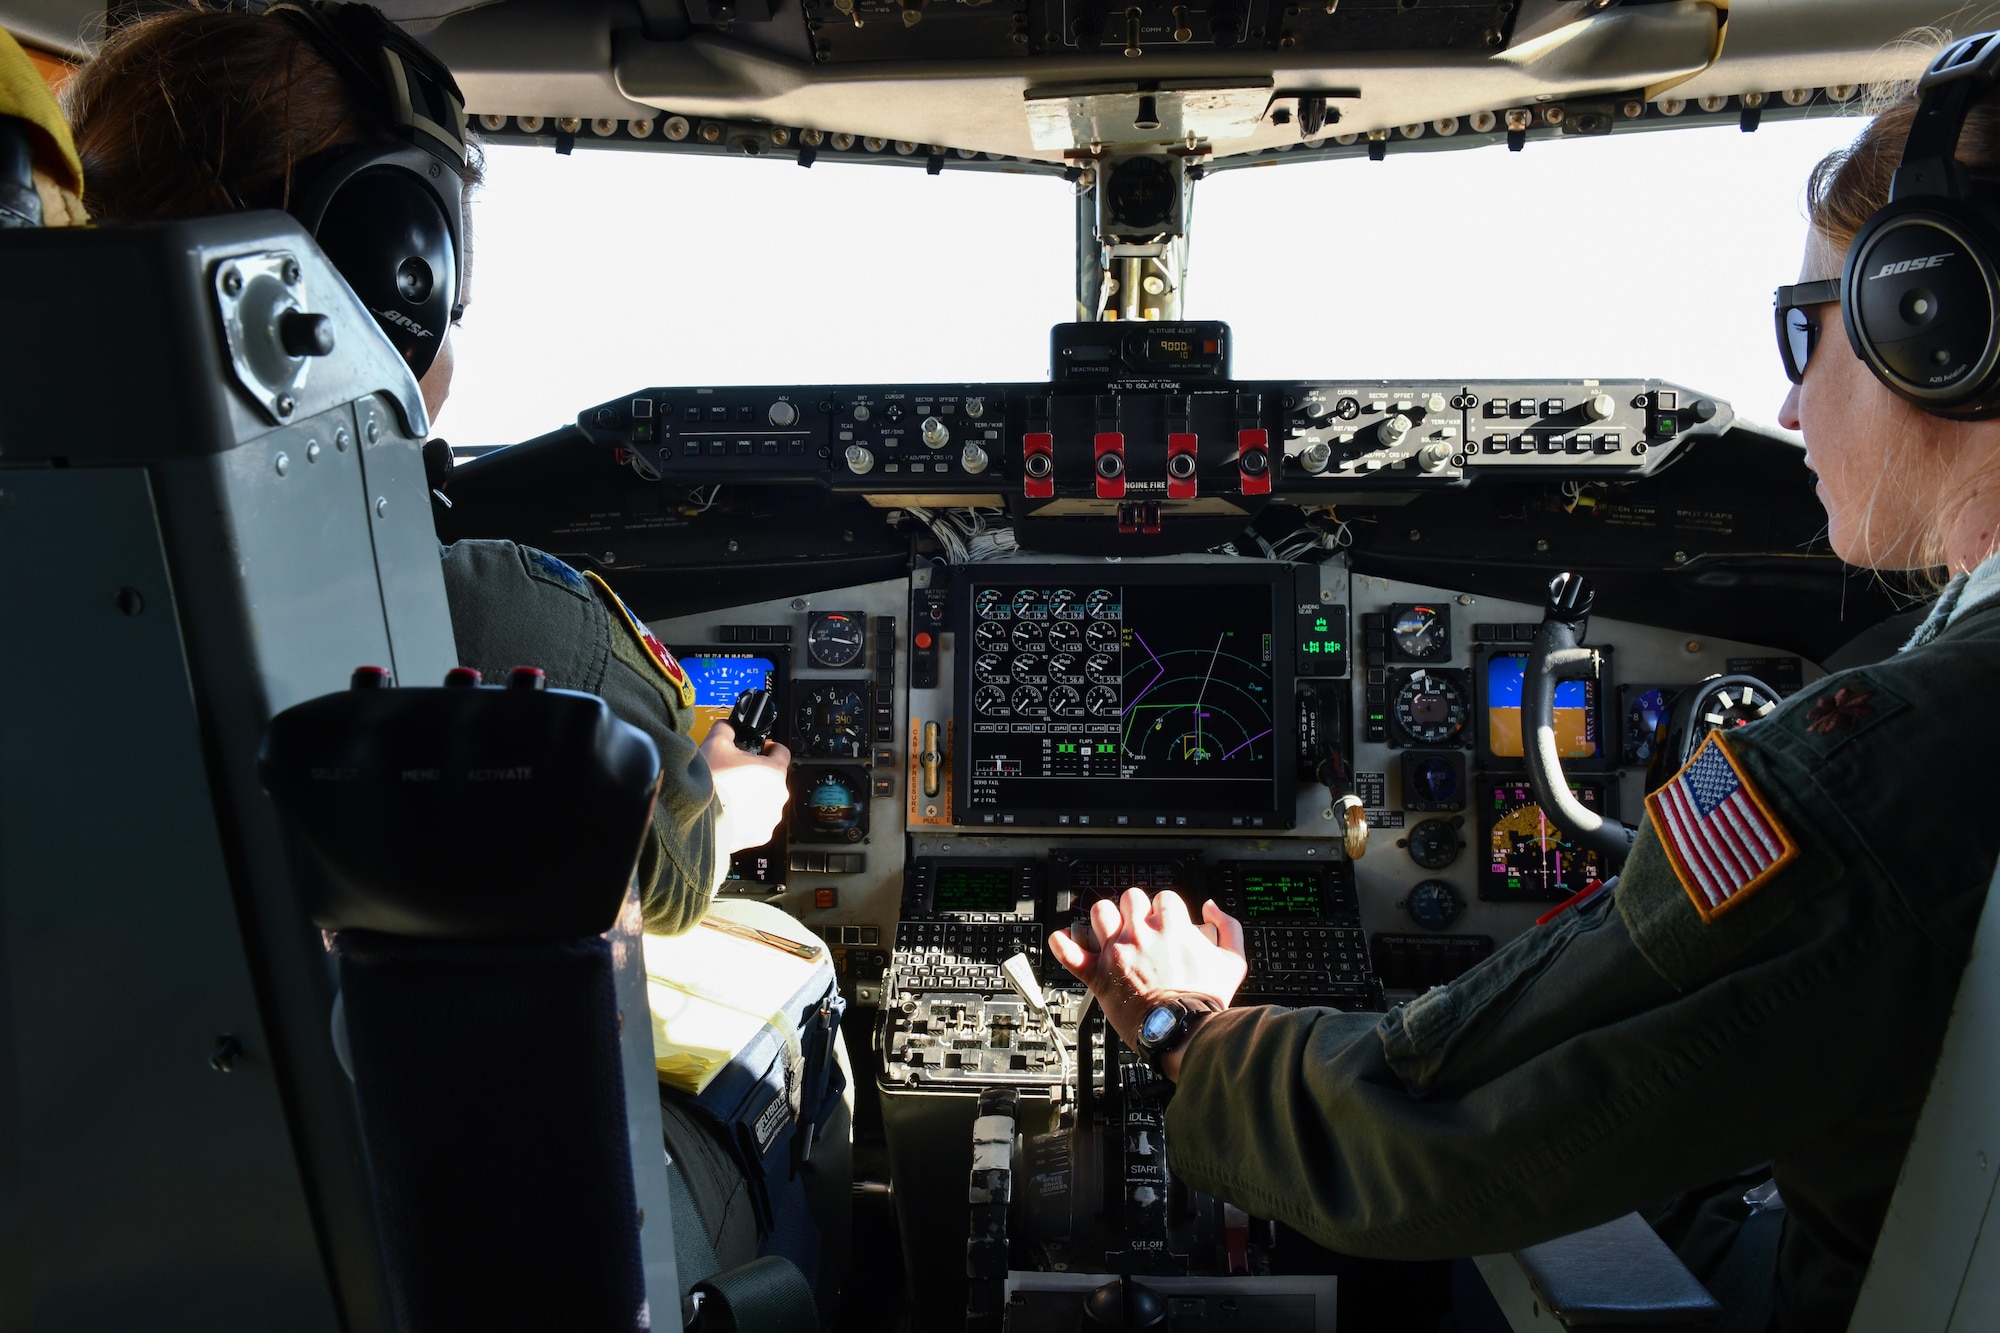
left=0, top=213, right=677, bottom=1328
left=1850, top=860, right=2000, bottom=1329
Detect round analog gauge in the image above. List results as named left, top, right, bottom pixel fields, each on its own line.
left=797, top=768, right=866, bottom=843
left=1406, top=754, right=1463, bottom=809
left=974, top=620, right=1010, bottom=651
left=1086, top=653, right=1121, bottom=684
left=1011, top=620, right=1046, bottom=652
left=1086, top=685, right=1121, bottom=717
left=1405, top=817, right=1462, bottom=871
left=1010, top=685, right=1046, bottom=716
left=1394, top=670, right=1469, bottom=746
left=1698, top=681, right=1776, bottom=732
left=1390, top=604, right=1448, bottom=661
left=807, top=612, right=865, bottom=669
left=974, top=685, right=1008, bottom=716
left=1047, top=653, right=1080, bottom=681
left=1011, top=653, right=1049, bottom=683
left=1625, top=687, right=1672, bottom=764
left=1011, top=589, right=1042, bottom=619
left=795, top=682, right=868, bottom=757
left=1085, top=621, right=1122, bottom=652
left=974, top=653, right=1010, bottom=683
left=1085, top=589, right=1118, bottom=618
left=1048, top=588, right=1079, bottom=618
left=1405, top=878, right=1464, bottom=931
left=975, top=588, right=1008, bottom=619
left=1047, top=620, right=1083, bottom=652
left=1048, top=686, right=1085, bottom=718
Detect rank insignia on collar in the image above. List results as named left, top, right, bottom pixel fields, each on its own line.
left=583, top=570, right=696, bottom=710
left=1645, top=733, right=1798, bottom=923
left=1804, top=687, right=1874, bottom=736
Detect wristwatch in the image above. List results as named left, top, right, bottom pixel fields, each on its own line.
left=1131, top=994, right=1222, bottom=1079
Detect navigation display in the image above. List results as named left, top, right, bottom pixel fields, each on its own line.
left=958, top=568, right=1292, bottom=828
left=1478, top=777, right=1609, bottom=901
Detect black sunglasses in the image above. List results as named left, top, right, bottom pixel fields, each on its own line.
left=1774, top=279, right=1842, bottom=385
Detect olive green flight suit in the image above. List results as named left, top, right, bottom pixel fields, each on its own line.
left=439, top=539, right=717, bottom=935
left=1168, top=598, right=2000, bottom=1330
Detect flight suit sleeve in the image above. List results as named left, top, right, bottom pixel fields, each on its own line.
left=591, top=588, right=719, bottom=937
left=1165, top=711, right=1976, bottom=1262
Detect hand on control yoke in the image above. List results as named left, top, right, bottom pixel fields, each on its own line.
left=1049, top=888, right=1247, bottom=1052
left=700, top=721, right=792, bottom=855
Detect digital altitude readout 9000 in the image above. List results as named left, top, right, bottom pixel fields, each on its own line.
left=956, top=567, right=1295, bottom=830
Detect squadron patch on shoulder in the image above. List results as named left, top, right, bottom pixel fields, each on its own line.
left=528, top=548, right=585, bottom=590
left=583, top=570, right=696, bottom=709
left=1644, top=733, right=1798, bottom=923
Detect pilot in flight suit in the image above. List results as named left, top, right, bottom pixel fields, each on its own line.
left=1162, top=575, right=2000, bottom=1330
left=439, top=538, right=719, bottom=936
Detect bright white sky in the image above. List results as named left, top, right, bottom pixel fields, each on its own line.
left=435, top=114, right=1867, bottom=451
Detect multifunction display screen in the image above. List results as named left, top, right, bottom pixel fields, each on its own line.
left=959, top=573, right=1289, bottom=828
left=1479, top=777, right=1609, bottom=901
left=1485, top=652, right=1599, bottom=760
left=933, top=866, right=1019, bottom=914
left=1240, top=870, right=1322, bottom=918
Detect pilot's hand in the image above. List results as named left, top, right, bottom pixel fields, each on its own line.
left=699, top=721, right=792, bottom=855
left=1048, top=888, right=1247, bottom=1059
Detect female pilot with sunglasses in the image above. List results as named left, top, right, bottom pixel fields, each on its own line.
left=1049, top=41, right=2000, bottom=1333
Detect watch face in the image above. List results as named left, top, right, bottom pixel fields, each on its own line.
left=1139, top=1006, right=1180, bottom=1048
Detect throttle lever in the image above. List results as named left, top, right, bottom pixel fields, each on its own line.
left=727, top=688, right=778, bottom=752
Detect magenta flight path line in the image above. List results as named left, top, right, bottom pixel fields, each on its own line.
left=1123, top=630, right=1167, bottom=717
left=1222, top=729, right=1271, bottom=760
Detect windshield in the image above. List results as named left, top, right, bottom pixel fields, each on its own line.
left=434, top=149, right=1076, bottom=451
left=438, top=116, right=1862, bottom=451
left=1190, top=117, right=1865, bottom=431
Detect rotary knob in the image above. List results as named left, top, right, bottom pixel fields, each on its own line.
left=1425, top=392, right=1447, bottom=414
left=1299, top=441, right=1332, bottom=473
left=845, top=444, right=875, bottom=474
left=853, top=404, right=872, bottom=422
left=921, top=415, right=950, bottom=448
left=1378, top=414, right=1412, bottom=447
left=964, top=397, right=986, bottom=419
left=1417, top=441, right=1455, bottom=473
left=768, top=400, right=800, bottom=427
left=1585, top=392, right=1616, bottom=422
left=960, top=442, right=990, bottom=474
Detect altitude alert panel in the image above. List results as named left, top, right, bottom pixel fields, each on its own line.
left=956, top=565, right=1295, bottom=829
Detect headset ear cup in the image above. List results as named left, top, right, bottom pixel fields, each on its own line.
left=313, top=167, right=457, bottom=379
left=1842, top=198, right=2000, bottom=419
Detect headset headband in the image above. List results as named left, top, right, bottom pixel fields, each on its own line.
left=1895, top=32, right=2000, bottom=202
left=265, top=1, right=468, bottom=169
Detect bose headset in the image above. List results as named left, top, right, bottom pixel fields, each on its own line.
left=1840, top=30, right=2000, bottom=420
left=266, top=1, right=469, bottom=378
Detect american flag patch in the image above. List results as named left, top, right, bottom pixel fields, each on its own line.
left=1645, top=733, right=1797, bottom=922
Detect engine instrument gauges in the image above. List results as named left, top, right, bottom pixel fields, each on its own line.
left=974, top=685, right=1008, bottom=717
left=975, top=620, right=1010, bottom=651
left=794, top=766, right=868, bottom=842
left=1392, top=669, right=1471, bottom=747
left=1085, top=620, right=1122, bottom=652
left=1011, top=589, right=1043, bottom=619
left=1478, top=777, right=1609, bottom=901
left=974, top=653, right=1009, bottom=683
left=1010, top=685, right=1047, bottom=716
left=975, top=588, right=1008, bottom=619
left=1011, top=654, right=1049, bottom=683
left=1404, top=817, right=1463, bottom=870
left=1386, top=603, right=1450, bottom=662
left=1048, top=588, right=1080, bottom=618
left=795, top=681, right=870, bottom=757
left=1047, top=620, right=1083, bottom=652
left=1086, top=685, right=1120, bottom=717
left=1405, top=879, right=1464, bottom=931
left=1048, top=653, right=1081, bottom=682
left=805, top=610, right=866, bottom=669
left=1011, top=620, right=1046, bottom=652
left=1085, top=588, right=1118, bottom=618
left=1049, top=686, right=1085, bottom=718
left=1086, top=653, right=1120, bottom=683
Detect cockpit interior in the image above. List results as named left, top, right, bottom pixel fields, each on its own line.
left=5, top=0, right=1998, bottom=1330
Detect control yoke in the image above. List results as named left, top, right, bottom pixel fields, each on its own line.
left=1524, top=573, right=1635, bottom=865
